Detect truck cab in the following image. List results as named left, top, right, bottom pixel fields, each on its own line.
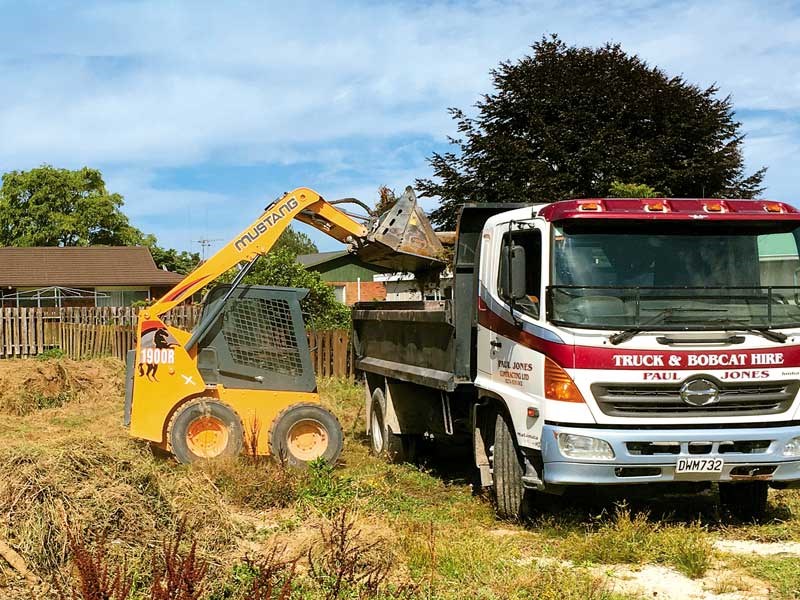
left=356, top=198, right=800, bottom=519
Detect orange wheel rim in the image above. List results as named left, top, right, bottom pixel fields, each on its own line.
left=186, top=416, right=229, bottom=458
left=286, top=419, right=329, bottom=461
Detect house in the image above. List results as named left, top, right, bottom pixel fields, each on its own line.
left=297, top=250, right=391, bottom=304
left=0, top=246, right=185, bottom=308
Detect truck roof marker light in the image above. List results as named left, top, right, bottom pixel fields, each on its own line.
left=644, top=200, right=668, bottom=212
left=704, top=201, right=726, bottom=213
left=765, top=203, right=784, bottom=213
left=544, top=358, right=585, bottom=403
left=578, top=201, right=602, bottom=211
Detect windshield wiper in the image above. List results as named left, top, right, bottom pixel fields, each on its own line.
left=704, top=319, right=788, bottom=343
left=608, top=309, right=673, bottom=345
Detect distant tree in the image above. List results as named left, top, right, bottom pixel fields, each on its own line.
left=273, top=226, right=318, bottom=257
left=237, top=248, right=350, bottom=330
left=0, top=165, right=144, bottom=246
left=145, top=240, right=201, bottom=275
left=0, top=164, right=205, bottom=275
left=418, top=35, right=766, bottom=229
left=607, top=181, right=659, bottom=198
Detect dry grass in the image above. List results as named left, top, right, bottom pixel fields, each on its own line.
left=9, top=359, right=799, bottom=599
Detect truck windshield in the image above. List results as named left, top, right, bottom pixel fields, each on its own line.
left=548, top=222, right=800, bottom=330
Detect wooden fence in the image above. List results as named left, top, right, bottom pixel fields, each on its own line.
left=0, top=307, right=354, bottom=378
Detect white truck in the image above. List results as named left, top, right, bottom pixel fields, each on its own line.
left=354, top=197, right=800, bottom=519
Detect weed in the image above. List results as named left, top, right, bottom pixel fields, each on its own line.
left=660, top=522, right=713, bottom=578
left=54, top=531, right=133, bottom=600
left=37, top=348, right=67, bottom=361
left=151, top=521, right=208, bottom=600
left=297, top=458, right=356, bottom=516
left=242, top=545, right=298, bottom=600
left=307, top=508, right=394, bottom=599
left=570, top=505, right=656, bottom=565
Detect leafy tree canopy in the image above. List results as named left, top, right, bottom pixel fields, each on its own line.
left=273, top=226, right=318, bottom=257
left=235, top=248, right=350, bottom=330
left=418, top=35, right=766, bottom=229
left=607, top=181, right=658, bottom=198
left=0, top=164, right=202, bottom=274
left=0, top=165, right=144, bottom=246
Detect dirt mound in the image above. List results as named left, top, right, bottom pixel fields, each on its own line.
left=0, top=358, right=123, bottom=415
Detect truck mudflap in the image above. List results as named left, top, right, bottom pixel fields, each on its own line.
left=539, top=423, right=800, bottom=488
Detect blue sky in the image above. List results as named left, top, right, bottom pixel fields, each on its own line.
left=1, top=0, right=799, bottom=254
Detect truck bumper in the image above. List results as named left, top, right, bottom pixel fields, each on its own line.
left=540, top=423, right=800, bottom=488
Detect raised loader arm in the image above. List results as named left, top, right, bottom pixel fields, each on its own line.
left=147, top=187, right=369, bottom=319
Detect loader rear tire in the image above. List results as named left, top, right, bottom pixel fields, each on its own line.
left=369, top=388, right=413, bottom=463
left=269, top=403, right=343, bottom=468
left=169, top=398, right=243, bottom=464
left=492, top=410, right=528, bottom=520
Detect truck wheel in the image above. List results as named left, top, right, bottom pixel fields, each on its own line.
left=269, top=403, right=343, bottom=468
left=369, top=388, right=411, bottom=462
left=169, top=398, right=244, bottom=464
left=492, top=410, right=528, bottom=520
left=719, top=482, right=768, bottom=521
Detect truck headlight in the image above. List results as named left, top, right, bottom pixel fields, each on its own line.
left=558, top=433, right=615, bottom=460
left=784, top=436, right=800, bottom=457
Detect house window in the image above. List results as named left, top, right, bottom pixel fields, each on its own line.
left=332, top=285, right=347, bottom=304
left=96, top=290, right=150, bottom=307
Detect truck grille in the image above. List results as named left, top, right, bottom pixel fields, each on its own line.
left=591, top=380, right=798, bottom=418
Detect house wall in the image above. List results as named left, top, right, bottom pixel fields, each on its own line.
left=327, top=281, right=386, bottom=305
left=312, top=257, right=391, bottom=283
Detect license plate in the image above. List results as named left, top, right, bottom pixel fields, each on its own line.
left=675, top=457, right=724, bottom=474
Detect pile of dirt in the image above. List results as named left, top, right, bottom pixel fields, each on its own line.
left=0, top=357, right=123, bottom=415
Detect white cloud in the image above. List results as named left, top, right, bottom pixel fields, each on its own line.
left=1, top=0, right=799, bottom=248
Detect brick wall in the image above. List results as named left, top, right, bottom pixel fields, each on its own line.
left=327, top=281, right=386, bottom=305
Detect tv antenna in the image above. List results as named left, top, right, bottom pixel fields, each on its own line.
left=193, top=238, right=223, bottom=260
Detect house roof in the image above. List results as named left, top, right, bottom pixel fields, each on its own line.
left=296, top=251, right=349, bottom=268
left=0, top=247, right=185, bottom=287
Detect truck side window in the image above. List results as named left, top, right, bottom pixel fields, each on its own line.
left=499, top=230, right=542, bottom=318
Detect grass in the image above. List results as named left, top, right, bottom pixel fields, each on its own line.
left=734, top=555, right=800, bottom=599
left=1, top=357, right=800, bottom=599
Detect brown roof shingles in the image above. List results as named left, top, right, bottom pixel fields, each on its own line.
left=0, top=247, right=185, bottom=287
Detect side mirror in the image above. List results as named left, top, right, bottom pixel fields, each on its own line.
left=500, top=243, right=527, bottom=301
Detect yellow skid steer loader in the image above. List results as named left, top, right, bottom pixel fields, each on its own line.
left=124, top=186, right=443, bottom=465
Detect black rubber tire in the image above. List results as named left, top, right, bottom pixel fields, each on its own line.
left=719, top=481, right=769, bottom=521
left=369, top=387, right=410, bottom=463
left=492, top=410, right=527, bottom=520
left=168, top=398, right=244, bottom=465
left=269, top=403, right=343, bottom=468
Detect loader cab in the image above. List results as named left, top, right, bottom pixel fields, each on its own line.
left=193, top=285, right=316, bottom=393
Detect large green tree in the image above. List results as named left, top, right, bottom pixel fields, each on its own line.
left=273, top=226, right=318, bottom=257
left=0, top=165, right=203, bottom=274
left=0, top=165, right=145, bottom=246
left=418, top=36, right=766, bottom=229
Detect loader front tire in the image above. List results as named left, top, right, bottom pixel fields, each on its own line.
left=169, top=398, right=244, bottom=464
left=269, top=403, right=343, bottom=468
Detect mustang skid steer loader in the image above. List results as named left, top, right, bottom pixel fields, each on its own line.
left=123, top=186, right=443, bottom=466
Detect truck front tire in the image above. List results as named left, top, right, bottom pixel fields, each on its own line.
left=492, top=410, right=528, bottom=520
left=719, top=481, right=768, bottom=521
left=369, top=388, right=413, bottom=463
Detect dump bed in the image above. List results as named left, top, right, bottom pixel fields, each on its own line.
left=353, top=203, right=529, bottom=392
left=352, top=300, right=457, bottom=390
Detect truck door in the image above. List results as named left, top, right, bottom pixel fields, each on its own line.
left=489, top=227, right=543, bottom=390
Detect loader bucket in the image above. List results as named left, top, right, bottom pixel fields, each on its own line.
left=358, top=186, right=446, bottom=274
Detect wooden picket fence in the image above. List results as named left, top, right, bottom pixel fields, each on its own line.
left=0, top=307, right=354, bottom=378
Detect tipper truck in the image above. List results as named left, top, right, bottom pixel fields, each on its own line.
left=355, top=197, right=800, bottom=519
